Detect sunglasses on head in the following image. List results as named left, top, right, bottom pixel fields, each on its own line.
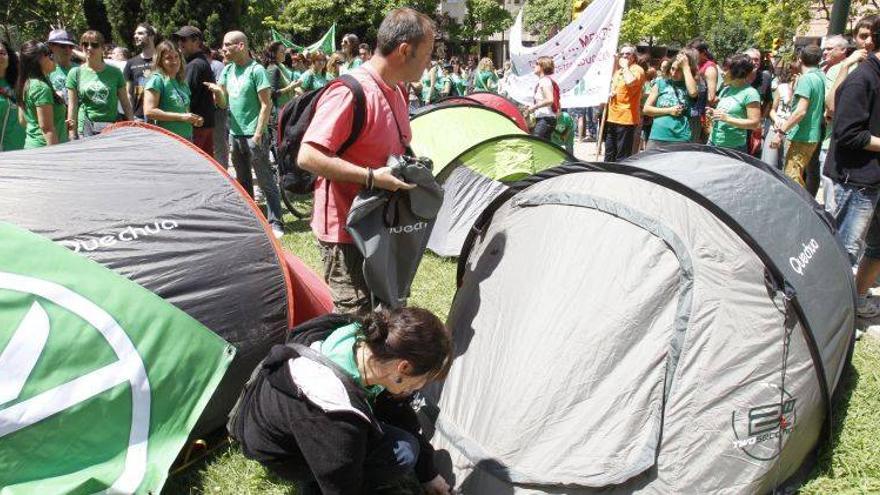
left=82, top=42, right=101, bottom=49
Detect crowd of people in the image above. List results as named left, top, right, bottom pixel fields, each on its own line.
left=2, top=8, right=880, bottom=492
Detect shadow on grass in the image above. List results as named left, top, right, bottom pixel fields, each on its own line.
left=162, top=441, right=299, bottom=495
left=804, top=359, right=861, bottom=483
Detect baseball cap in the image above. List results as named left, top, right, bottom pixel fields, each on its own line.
left=47, top=29, right=77, bottom=47
left=172, top=26, right=202, bottom=40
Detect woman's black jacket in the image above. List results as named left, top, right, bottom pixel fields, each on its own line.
left=227, top=314, right=438, bottom=495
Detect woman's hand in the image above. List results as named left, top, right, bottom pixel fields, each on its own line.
left=182, top=113, right=204, bottom=127
left=422, top=474, right=453, bottom=495
left=709, top=109, right=728, bottom=123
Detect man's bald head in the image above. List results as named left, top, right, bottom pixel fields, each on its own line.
left=224, top=31, right=247, bottom=46
left=223, top=30, right=249, bottom=64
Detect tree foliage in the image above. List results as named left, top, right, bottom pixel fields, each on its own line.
left=276, top=0, right=441, bottom=48
left=1, top=0, right=87, bottom=45
left=522, top=0, right=569, bottom=42
left=455, top=0, right=512, bottom=45
left=619, top=0, right=813, bottom=59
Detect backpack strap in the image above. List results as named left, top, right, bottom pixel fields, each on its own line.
left=335, top=74, right=367, bottom=157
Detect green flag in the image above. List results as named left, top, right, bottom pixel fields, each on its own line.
left=271, top=28, right=301, bottom=50
left=271, top=24, right=336, bottom=54
left=0, top=223, right=235, bottom=494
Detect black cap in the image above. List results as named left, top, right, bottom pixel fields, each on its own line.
left=172, top=26, right=202, bottom=40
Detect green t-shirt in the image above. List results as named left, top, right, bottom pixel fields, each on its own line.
left=789, top=67, right=825, bottom=143
left=66, top=64, right=125, bottom=132
left=551, top=111, right=575, bottom=153
left=450, top=73, right=467, bottom=96
left=435, top=74, right=451, bottom=97
left=649, top=78, right=694, bottom=142
left=144, top=73, right=193, bottom=139
left=23, top=78, right=69, bottom=148
left=709, top=84, right=761, bottom=149
left=320, top=323, right=385, bottom=402
left=49, top=63, right=76, bottom=97
left=220, top=59, right=272, bottom=136
left=421, top=68, right=439, bottom=103
left=267, top=64, right=294, bottom=109
left=474, top=70, right=498, bottom=92
left=66, top=64, right=125, bottom=131
left=0, top=79, right=26, bottom=151
left=298, top=69, right=329, bottom=93
left=340, top=58, right=362, bottom=75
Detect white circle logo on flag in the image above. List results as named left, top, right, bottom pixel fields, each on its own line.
left=0, top=272, right=151, bottom=493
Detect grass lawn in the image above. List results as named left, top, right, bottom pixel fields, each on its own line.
left=163, top=211, right=880, bottom=494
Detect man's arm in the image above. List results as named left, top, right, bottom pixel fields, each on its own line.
left=826, top=49, right=866, bottom=114
left=705, top=65, right=719, bottom=105
left=778, top=97, right=809, bottom=133
left=298, top=143, right=413, bottom=191
left=253, top=88, right=272, bottom=143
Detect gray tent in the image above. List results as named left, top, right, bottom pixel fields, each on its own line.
left=423, top=146, right=855, bottom=494
left=410, top=105, right=575, bottom=257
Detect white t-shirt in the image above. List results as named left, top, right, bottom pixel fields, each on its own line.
left=534, top=77, right=556, bottom=118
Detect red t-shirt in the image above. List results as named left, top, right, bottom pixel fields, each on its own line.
left=303, top=63, right=411, bottom=244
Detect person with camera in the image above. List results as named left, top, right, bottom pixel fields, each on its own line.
left=643, top=49, right=699, bottom=147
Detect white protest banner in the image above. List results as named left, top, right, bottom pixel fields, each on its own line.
left=506, top=0, right=625, bottom=108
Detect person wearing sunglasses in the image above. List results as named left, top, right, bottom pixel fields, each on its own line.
left=15, top=41, right=68, bottom=147
left=643, top=49, right=699, bottom=147
left=0, top=40, right=26, bottom=151
left=66, top=30, right=132, bottom=138
left=46, top=29, right=79, bottom=105
left=604, top=45, right=645, bottom=162
left=340, top=33, right=363, bottom=75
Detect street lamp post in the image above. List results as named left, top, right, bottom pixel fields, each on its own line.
left=829, top=0, right=852, bottom=35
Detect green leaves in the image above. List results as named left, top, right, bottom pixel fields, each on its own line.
left=618, top=0, right=813, bottom=59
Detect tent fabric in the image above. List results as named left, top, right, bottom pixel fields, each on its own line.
left=410, top=105, right=523, bottom=176
left=430, top=150, right=853, bottom=493
left=467, top=92, right=530, bottom=132
left=450, top=134, right=574, bottom=182
left=622, top=144, right=853, bottom=395
left=0, top=122, right=292, bottom=437
left=426, top=135, right=574, bottom=257
left=283, top=251, right=334, bottom=325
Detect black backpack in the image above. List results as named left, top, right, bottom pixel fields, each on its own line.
left=226, top=313, right=356, bottom=442
left=276, top=74, right=367, bottom=195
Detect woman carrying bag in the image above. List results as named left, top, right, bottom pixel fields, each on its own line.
left=66, top=30, right=132, bottom=138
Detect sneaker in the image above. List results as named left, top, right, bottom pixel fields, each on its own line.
left=856, top=295, right=880, bottom=318
left=272, top=224, right=284, bottom=239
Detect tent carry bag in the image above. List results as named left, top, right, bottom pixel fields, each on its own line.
left=276, top=74, right=366, bottom=195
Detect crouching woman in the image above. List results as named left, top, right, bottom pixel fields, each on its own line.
left=228, top=308, right=454, bottom=495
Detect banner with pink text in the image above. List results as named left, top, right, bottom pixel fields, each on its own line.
left=505, top=0, right=624, bottom=108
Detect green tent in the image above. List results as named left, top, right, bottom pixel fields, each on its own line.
left=410, top=105, right=575, bottom=256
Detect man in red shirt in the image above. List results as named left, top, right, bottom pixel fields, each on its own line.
left=298, top=8, right=433, bottom=316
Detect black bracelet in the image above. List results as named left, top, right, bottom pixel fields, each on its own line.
left=367, top=168, right=374, bottom=190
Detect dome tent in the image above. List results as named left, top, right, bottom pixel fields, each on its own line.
left=411, top=105, right=574, bottom=256
left=467, top=91, right=530, bottom=133
left=0, top=123, right=304, bottom=438
left=424, top=145, right=855, bottom=493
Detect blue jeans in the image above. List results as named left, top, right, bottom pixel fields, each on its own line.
left=297, top=423, right=419, bottom=495
left=230, top=133, right=283, bottom=227
left=832, top=182, right=880, bottom=267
